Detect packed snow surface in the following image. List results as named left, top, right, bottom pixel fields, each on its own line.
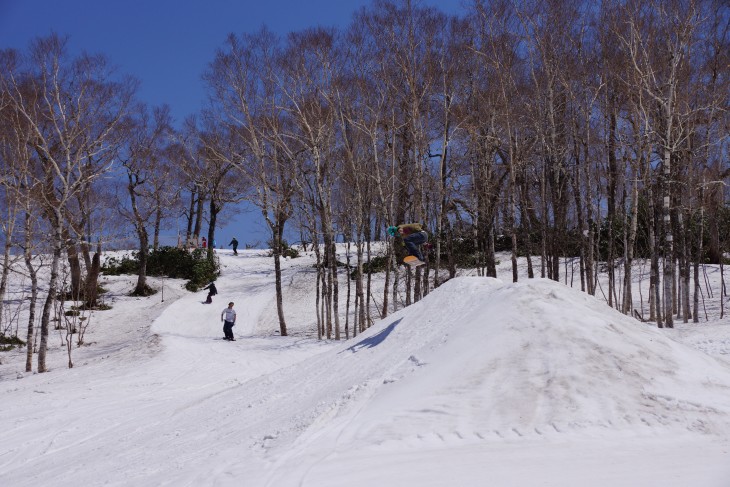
left=1, top=249, right=729, bottom=486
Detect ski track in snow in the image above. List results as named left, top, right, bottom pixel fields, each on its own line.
left=1, top=249, right=730, bottom=486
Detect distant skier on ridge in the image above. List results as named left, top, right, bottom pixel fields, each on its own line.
left=229, top=237, right=239, bottom=255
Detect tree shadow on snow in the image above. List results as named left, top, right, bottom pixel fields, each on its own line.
left=344, top=318, right=402, bottom=353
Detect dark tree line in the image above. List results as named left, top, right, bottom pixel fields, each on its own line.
left=204, top=0, right=729, bottom=332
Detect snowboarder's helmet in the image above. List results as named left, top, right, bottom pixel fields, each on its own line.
left=386, top=226, right=398, bottom=237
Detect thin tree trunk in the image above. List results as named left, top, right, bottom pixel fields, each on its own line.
left=681, top=208, right=691, bottom=323
left=487, top=218, right=497, bottom=278
left=662, top=117, right=674, bottom=328
left=24, top=212, right=39, bottom=373
left=651, top=191, right=663, bottom=327
left=519, top=173, right=536, bottom=280
left=405, top=267, right=412, bottom=307
left=314, top=240, right=323, bottom=339
left=540, top=162, right=548, bottom=278
left=365, top=237, right=373, bottom=327
left=185, top=189, right=196, bottom=244
left=607, top=109, right=619, bottom=308
left=0, top=237, right=12, bottom=332
left=84, top=241, right=102, bottom=308
left=345, top=240, right=352, bottom=339
left=153, top=203, right=163, bottom=251
left=134, top=232, right=150, bottom=295
left=66, top=240, right=83, bottom=301
left=508, top=136, right=519, bottom=283
left=693, top=202, right=704, bottom=323
left=193, top=190, right=205, bottom=242
left=392, top=254, right=399, bottom=314
left=207, top=199, right=220, bottom=262
left=38, top=213, right=64, bottom=373
left=273, top=223, right=288, bottom=336
left=414, top=266, right=422, bottom=302
left=129, top=174, right=151, bottom=296
left=382, top=245, right=391, bottom=319
left=356, top=235, right=366, bottom=334
left=622, top=159, right=640, bottom=314
left=331, top=239, right=341, bottom=340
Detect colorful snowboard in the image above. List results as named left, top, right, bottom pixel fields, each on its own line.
left=403, top=255, right=425, bottom=267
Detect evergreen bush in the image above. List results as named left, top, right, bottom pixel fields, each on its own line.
left=0, top=335, right=26, bottom=351
left=101, top=246, right=220, bottom=292
left=267, top=239, right=300, bottom=259
left=350, top=255, right=390, bottom=279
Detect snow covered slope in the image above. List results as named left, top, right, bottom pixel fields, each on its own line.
left=1, top=251, right=729, bottom=486
left=246, top=277, right=730, bottom=486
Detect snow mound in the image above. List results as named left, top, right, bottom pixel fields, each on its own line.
left=336, top=277, right=730, bottom=443
left=249, top=277, right=730, bottom=457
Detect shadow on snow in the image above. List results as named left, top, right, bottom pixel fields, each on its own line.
left=344, top=318, right=402, bottom=353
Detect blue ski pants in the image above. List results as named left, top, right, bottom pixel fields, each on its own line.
left=404, top=231, right=427, bottom=261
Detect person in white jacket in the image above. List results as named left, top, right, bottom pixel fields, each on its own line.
left=221, top=302, right=237, bottom=341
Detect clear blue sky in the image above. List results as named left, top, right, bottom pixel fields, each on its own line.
left=0, top=0, right=465, bottom=247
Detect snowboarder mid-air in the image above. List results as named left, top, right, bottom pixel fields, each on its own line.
left=387, top=223, right=428, bottom=267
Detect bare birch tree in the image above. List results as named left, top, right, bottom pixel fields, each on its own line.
left=1, top=35, right=136, bottom=371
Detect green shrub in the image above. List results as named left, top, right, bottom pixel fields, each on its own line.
left=186, top=253, right=220, bottom=291
left=101, top=254, right=139, bottom=275
left=102, top=246, right=220, bottom=292
left=267, top=239, right=299, bottom=259
left=349, top=255, right=390, bottom=279
left=283, top=246, right=299, bottom=258
left=0, top=335, right=26, bottom=351
left=73, top=302, right=112, bottom=311
left=147, top=247, right=194, bottom=278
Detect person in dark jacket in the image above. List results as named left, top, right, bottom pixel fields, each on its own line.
left=204, top=281, right=218, bottom=304
left=387, top=223, right=427, bottom=262
left=229, top=237, right=239, bottom=255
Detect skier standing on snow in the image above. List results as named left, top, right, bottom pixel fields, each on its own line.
left=221, top=302, right=236, bottom=341
left=387, top=223, right=428, bottom=264
left=229, top=237, right=239, bottom=255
